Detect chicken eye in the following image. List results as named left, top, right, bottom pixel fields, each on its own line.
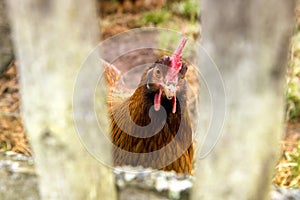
left=154, top=68, right=161, bottom=78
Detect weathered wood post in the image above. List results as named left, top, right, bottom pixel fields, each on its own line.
left=0, top=0, right=13, bottom=75
left=6, top=0, right=117, bottom=199
left=192, top=0, right=296, bottom=199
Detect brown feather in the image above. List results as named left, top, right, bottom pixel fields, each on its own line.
left=108, top=63, right=194, bottom=174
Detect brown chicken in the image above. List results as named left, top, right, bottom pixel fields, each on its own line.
left=107, top=39, right=194, bottom=174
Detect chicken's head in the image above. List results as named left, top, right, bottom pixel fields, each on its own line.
left=145, top=38, right=188, bottom=114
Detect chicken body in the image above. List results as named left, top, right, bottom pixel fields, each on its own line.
left=109, top=56, right=194, bottom=174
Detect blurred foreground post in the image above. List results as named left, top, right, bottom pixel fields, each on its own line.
left=0, top=0, right=13, bottom=74
left=193, top=0, right=295, bottom=199
left=6, top=0, right=116, bottom=199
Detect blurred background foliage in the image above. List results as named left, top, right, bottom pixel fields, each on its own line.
left=287, top=30, right=300, bottom=121
left=269, top=2, right=300, bottom=188
left=99, top=0, right=200, bottom=40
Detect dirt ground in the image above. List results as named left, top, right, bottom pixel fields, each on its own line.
left=0, top=65, right=31, bottom=156
left=275, top=122, right=300, bottom=187
left=0, top=0, right=299, bottom=188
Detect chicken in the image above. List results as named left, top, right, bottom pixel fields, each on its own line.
left=106, top=39, right=194, bottom=174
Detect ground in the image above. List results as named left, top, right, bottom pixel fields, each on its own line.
left=275, top=122, right=300, bottom=187
left=0, top=0, right=299, bottom=189
left=0, top=65, right=31, bottom=156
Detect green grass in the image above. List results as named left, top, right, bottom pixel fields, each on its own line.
left=140, top=9, right=171, bottom=25
left=0, top=141, right=8, bottom=152
left=291, top=141, right=300, bottom=179
left=286, top=31, right=300, bottom=121
left=171, top=0, right=200, bottom=23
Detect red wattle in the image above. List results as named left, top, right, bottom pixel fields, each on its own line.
left=172, top=95, right=176, bottom=114
left=154, top=88, right=162, bottom=111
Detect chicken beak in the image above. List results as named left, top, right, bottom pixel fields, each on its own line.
left=153, top=83, right=177, bottom=113
left=164, top=83, right=176, bottom=100
left=163, top=83, right=177, bottom=114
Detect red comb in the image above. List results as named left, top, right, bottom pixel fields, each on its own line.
left=166, top=38, right=187, bottom=81
left=173, top=38, right=188, bottom=58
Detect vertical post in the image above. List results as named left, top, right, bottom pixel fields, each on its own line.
left=6, top=0, right=117, bottom=199
left=193, top=0, right=295, bottom=199
left=0, top=0, right=13, bottom=74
